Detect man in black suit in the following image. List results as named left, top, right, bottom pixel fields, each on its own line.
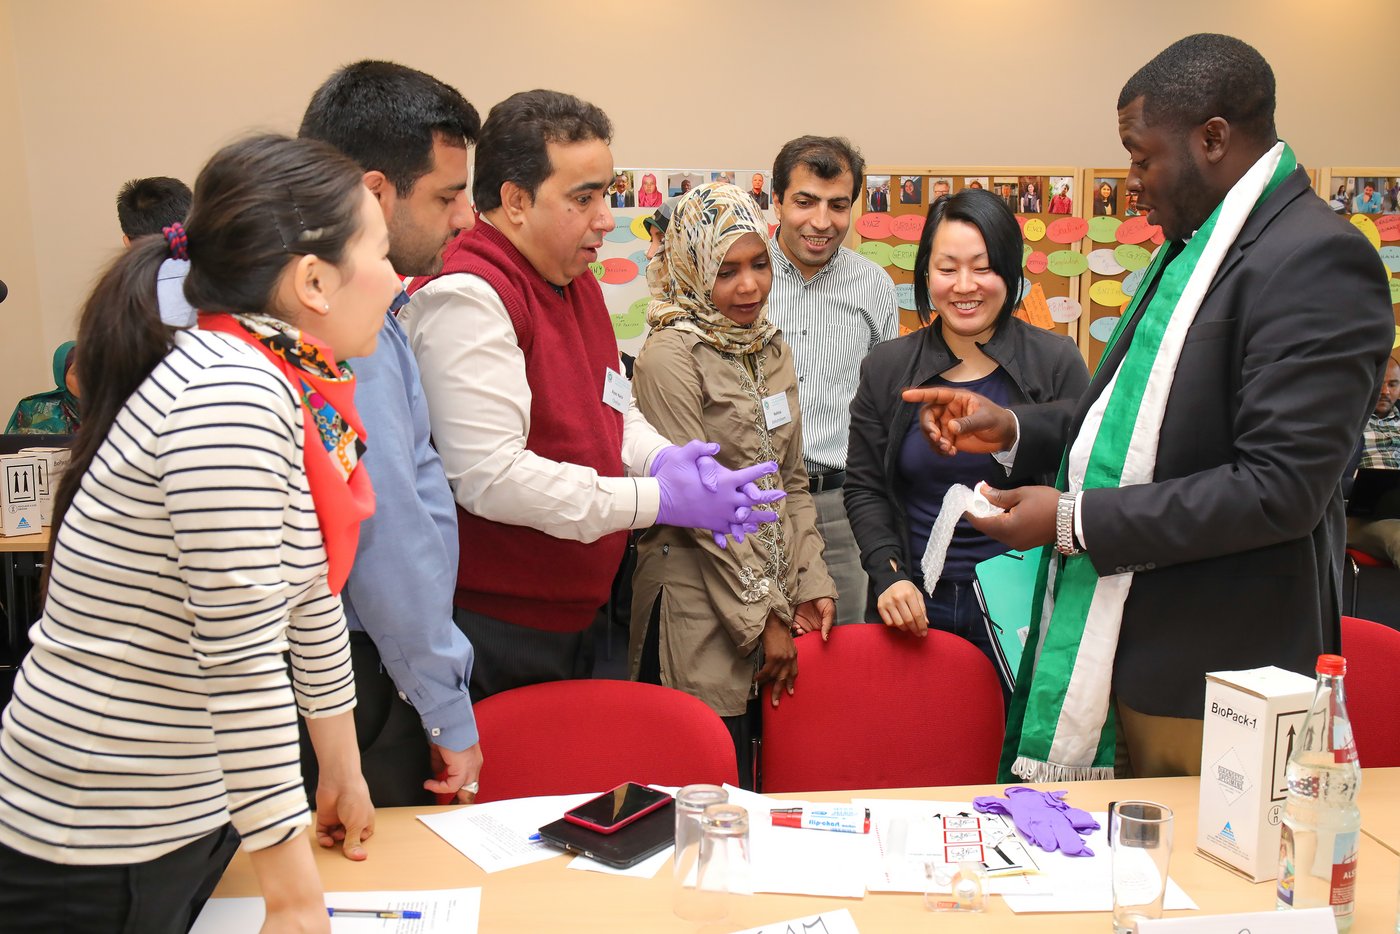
left=905, top=34, right=1392, bottom=779
left=609, top=173, right=634, bottom=208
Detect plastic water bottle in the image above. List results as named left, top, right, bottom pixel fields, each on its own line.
left=1276, top=654, right=1361, bottom=930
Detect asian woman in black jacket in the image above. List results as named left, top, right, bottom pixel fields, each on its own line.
left=844, top=189, right=1089, bottom=671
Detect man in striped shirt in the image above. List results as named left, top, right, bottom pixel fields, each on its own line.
left=1347, top=356, right=1400, bottom=565
left=767, top=136, right=899, bottom=627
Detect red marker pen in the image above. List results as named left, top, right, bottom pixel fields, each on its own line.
left=770, top=805, right=871, bottom=834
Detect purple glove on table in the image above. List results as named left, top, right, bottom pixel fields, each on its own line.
left=973, top=787, right=1100, bottom=857
left=652, top=440, right=785, bottom=548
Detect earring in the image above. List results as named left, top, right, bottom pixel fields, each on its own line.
left=323, top=302, right=330, bottom=312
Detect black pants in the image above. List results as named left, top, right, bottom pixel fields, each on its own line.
left=638, top=590, right=759, bottom=790
left=0, top=823, right=240, bottom=933
left=299, top=631, right=435, bottom=808
left=453, top=606, right=594, bottom=703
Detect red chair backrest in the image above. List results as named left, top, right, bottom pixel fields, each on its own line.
left=472, top=679, right=738, bottom=802
left=1340, top=615, right=1400, bottom=768
left=761, top=624, right=1005, bottom=793
left=1346, top=548, right=1387, bottom=568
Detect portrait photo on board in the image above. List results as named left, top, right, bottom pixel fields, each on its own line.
left=1093, top=178, right=1118, bottom=216
left=899, top=176, right=922, bottom=205
left=866, top=174, right=891, bottom=212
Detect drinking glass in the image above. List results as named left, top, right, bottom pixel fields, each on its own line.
left=671, top=784, right=728, bottom=921
left=694, top=803, right=751, bottom=922
left=1111, top=800, right=1174, bottom=933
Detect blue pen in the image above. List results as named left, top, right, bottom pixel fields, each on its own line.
left=528, top=832, right=543, bottom=842
left=326, top=907, right=423, bottom=920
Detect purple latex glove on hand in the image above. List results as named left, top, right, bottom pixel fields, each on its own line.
left=972, top=786, right=1099, bottom=857
left=652, top=441, right=786, bottom=548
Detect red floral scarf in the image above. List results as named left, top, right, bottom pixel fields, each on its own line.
left=199, top=312, right=374, bottom=593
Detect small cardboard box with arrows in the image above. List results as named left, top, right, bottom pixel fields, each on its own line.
left=1197, top=666, right=1315, bottom=882
left=0, top=454, right=41, bottom=537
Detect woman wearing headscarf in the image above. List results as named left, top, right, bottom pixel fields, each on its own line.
left=630, top=183, right=836, bottom=783
left=5, top=342, right=80, bottom=434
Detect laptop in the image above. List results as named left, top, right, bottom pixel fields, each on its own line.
left=1347, top=467, right=1400, bottom=519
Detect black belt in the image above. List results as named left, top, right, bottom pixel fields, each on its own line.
left=809, top=470, right=846, bottom=494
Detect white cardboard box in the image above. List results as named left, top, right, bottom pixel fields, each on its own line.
left=20, top=446, right=70, bottom=525
left=1197, top=666, right=1316, bottom=882
left=0, top=454, right=42, bottom=536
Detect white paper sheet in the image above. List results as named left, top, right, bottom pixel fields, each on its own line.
left=564, top=840, right=673, bottom=878
left=416, top=793, right=590, bottom=872
left=190, top=887, right=481, bottom=934
left=418, top=788, right=682, bottom=876
left=727, top=908, right=861, bottom=934
left=855, top=799, right=1050, bottom=895
left=1137, top=907, right=1337, bottom=932
left=1137, top=907, right=1336, bottom=932
left=722, top=785, right=873, bottom=898
left=1000, top=811, right=1198, bottom=913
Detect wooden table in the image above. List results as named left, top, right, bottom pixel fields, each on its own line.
left=1359, top=766, right=1400, bottom=855
left=214, top=774, right=1400, bottom=931
left=0, top=527, right=48, bottom=665
left=0, top=529, right=49, bottom=554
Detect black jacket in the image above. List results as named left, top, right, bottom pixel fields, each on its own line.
left=1011, top=168, right=1393, bottom=716
left=844, top=317, right=1089, bottom=620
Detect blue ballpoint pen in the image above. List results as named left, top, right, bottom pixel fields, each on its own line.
left=326, top=907, right=423, bottom=919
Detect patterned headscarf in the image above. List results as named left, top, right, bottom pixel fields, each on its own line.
left=645, top=182, right=778, bottom=356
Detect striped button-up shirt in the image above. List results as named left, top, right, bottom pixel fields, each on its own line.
left=767, top=240, right=898, bottom=473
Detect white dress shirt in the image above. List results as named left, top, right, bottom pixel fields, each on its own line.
left=399, top=263, right=672, bottom=544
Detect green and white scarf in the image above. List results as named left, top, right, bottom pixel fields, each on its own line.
left=1001, top=142, right=1296, bottom=782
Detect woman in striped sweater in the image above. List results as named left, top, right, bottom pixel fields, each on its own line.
left=0, top=135, right=400, bottom=933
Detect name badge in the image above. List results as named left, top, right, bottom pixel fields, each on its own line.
left=762, top=391, right=792, bottom=430
left=603, top=367, right=632, bottom=413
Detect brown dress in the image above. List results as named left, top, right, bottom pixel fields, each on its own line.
left=628, top=327, right=836, bottom=717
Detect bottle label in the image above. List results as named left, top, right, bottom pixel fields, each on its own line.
left=1276, top=824, right=1295, bottom=907
left=1329, top=830, right=1358, bottom=912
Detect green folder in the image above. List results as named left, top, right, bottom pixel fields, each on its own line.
left=972, top=547, right=1044, bottom=690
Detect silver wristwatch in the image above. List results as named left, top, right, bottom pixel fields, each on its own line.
left=1055, top=491, right=1083, bottom=556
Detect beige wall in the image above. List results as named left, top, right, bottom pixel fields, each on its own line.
left=3, top=0, right=1397, bottom=407
left=0, top=0, right=46, bottom=410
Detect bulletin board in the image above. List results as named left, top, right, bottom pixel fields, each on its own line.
left=596, top=167, right=779, bottom=358
left=1077, top=168, right=1165, bottom=372
left=853, top=166, right=1084, bottom=348
left=1319, top=167, right=1400, bottom=329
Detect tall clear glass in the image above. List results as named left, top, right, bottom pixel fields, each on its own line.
left=1111, top=800, right=1174, bottom=934
left=671, top=784, right=728, bottom=921
left=694, top=803, right=751, bottom=923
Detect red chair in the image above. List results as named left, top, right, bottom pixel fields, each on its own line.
left=471, top=679, right=738, bottom=802
left=1340, top=615, right=1400, bottom=767
left=761, top=624, right=1005, bottom=793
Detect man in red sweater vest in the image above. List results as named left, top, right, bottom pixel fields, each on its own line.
left=401, top=90, right=782, bottom=699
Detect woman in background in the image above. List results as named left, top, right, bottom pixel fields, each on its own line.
left=630, top=183, right=835, bottom=785
left=0, top=134, right=393, bottom=933
left=5, top=341, right=79, bottom=434
left=845, top=188, right=1088, bottom=677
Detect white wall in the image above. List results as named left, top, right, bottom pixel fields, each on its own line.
left=2, top=0, right=1396, bottom=405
